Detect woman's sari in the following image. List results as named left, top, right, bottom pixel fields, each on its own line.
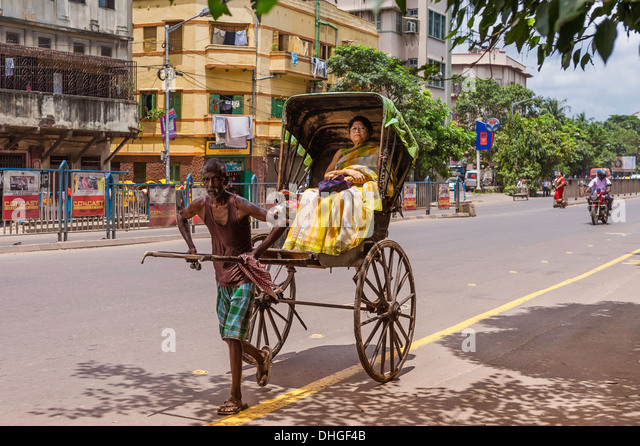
left=282, top=141, right=382, bottom=255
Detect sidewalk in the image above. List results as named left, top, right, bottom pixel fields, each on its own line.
left=0, top=192, right=515, bottom=255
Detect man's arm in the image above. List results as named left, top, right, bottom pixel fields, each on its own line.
left=177, top=197, right=205, bottom=254
left=235, top=196, right=287, bottom=259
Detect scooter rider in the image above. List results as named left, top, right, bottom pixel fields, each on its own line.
left=585, top=169, right=613, bottom=213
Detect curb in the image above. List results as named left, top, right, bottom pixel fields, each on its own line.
left=0, top=210, right=473, bottom=255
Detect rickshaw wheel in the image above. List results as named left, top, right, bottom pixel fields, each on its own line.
left=354, top=240, right=416, bottom=382
left=243, top=233, right=297, bottom=364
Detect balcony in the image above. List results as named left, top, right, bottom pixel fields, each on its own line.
left=204, top=46, right=257, bottom=71
left=269, top=51, right=327, bottom=79
left=0, top=43, right=139, bottom=168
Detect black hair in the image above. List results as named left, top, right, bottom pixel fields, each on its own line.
left=202, top=158, right=227, bottom=176
left=348, top=115, right=373, bottom=134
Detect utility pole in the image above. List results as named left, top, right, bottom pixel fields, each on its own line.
left=162, top=7, right=210, bottom=183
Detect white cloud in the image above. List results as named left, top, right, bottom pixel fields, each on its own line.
left=511, top=29, right=640, bottom=122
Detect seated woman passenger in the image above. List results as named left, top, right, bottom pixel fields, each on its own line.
left=282, top=116, right=382, bottom=255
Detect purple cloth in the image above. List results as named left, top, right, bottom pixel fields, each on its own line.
left=318, top=174, right=352, bottom=193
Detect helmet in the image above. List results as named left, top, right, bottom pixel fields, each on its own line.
left=597, top=169, right=606, bottom=179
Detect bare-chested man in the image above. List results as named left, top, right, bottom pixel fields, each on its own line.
left=177, top=158, right=285, bottom=415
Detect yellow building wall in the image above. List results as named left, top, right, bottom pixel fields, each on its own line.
left=116, top=0, right=377, bottom=182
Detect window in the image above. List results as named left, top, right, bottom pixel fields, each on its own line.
left=133, top=162, right=146, bottom=183
left=73, top=42, right=85, bottom=54
left=170, top=164, right=181, bottom=183
left=168, top=92, right=182, bottom=119
left=211, top=25, right=249, bottom=46
left=407, top=58, right=418, bottom=69
left=167, top=22, right=182, bottom=51
left=143, top=27, right=157, bottom=52
left=407, top=9, right=418, bottom=17
left=101, top=46, right=112, bottom=57
left=210, top=94, right=244, bottom=115
left=427, top=59, right=445, bottom=88
left=81, top=157, right=101, bottom=171
left=428, top=10, right=447, bottom=40
left=271, top=98, right=285, bottom=119
left=38, top=37, right=52, bottom=49
left=69, top=0, right=86, bottom=3
left=99, top=0, right=115, bottom=9
left=139, top=92, right=157, bottom=119
left=396, top=12, right=403, bottom=33
left=374, top=12, right=382, bottom=32
left=6, top=32, right=20, bottom=44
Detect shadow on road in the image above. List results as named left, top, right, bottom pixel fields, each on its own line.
left=25, top=301, right=640, bottom=425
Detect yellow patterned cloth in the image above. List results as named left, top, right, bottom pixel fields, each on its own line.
left=282, top=141, right=382, bottom=255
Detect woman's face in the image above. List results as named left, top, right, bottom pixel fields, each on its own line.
left=349, top=121, right=370, bottom=146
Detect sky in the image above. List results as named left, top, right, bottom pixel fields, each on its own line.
left=508, top=29, right=640, bottom=123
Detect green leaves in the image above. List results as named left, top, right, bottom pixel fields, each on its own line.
left=441, top=0, right=638, bottom=71
left=593, top=18, right=618, bottom=63
left=207, top=0, right=230, bottom=20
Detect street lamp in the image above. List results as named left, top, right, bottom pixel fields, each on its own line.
left=510, top=95, right=542, bottom=121
left=162, top=7, right=210, bottom=183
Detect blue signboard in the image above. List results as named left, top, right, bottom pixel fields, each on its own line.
left=476, top=121, right=493, bottom=151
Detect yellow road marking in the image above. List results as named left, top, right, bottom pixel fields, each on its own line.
left=206, top=247, right=640, bottom=426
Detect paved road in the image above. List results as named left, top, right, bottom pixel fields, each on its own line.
left=1, top=193, right=639, bottom=426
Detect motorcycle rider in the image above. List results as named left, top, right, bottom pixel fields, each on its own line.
left=585, top=169, right=613, bottom=213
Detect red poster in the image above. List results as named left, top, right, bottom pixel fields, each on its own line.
left=72, top=195, right=105, bottom=217
left=2, top=194, right=40, bottom=220
left=149, top=204, right=177, bottom=227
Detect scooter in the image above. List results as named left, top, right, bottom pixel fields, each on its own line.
left=587, top=188, right=609, bottom=225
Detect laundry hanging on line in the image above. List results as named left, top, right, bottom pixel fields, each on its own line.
left=212, top=115, right=253, bottom=148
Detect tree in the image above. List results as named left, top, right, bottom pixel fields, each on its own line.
left=539, top=98, right=571, bottom=122
left=493, top=113, right=578, bottom=192
left=328, top=45, right=475, bottom=179
left=452, top=78, right=539, bottom=131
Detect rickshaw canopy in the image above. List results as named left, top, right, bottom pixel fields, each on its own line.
left=281, top=92, right=419, bottom=165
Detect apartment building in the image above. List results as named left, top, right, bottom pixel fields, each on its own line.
left=0, top=0, right=138, bottom=171
left=119, top=0, right=378, bottom=184
left=335, top=0, right=451, bottom=105
left=450, top=48, right=532, bottom=109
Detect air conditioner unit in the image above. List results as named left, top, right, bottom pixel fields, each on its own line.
left=404, top=19, right=418, bottom=34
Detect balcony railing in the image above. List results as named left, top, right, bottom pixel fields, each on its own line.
left=0, top=43, right=136, bottom=101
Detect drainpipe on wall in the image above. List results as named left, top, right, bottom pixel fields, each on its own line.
left=315, top=0, right=339, bottom=58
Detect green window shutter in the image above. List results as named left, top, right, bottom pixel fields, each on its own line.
left=169, top=92, right=182, bottom=119
left=271, top=97, right=284, bottom=118
left=139, top=93, right=156, bottom=119
left=170, top=163, right=180, bottom=183
left=232, top=95, right=244, bottom=115
left=209, top=94, right=221, bottom=114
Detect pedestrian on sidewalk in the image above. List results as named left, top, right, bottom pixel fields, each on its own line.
left=542, top=178, right=550, bottom=197
left=177, top=158, right=286, bottom=416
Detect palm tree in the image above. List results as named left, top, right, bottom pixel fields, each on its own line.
left=540, top=98, right=571, bottom=122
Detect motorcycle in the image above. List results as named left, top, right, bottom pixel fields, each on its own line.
left=587, top=188, right=609, bottom=225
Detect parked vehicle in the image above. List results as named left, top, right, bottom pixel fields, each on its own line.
left=587, top=188, right=609, bottom=225
left=465, top=170, right=478, bottom=190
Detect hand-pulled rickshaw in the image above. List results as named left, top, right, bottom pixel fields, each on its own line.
left=142, top=92, right=420, bottom=383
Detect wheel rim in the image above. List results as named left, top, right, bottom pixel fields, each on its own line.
left=354, top=240, right=416, bottom=382
left=243, top=234, right=297, bottom=364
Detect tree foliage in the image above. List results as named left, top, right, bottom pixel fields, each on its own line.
left=452, top=78, right=540, bottom=131
left=493, top=113, right=578, bottom=190
left=441, top=0, right=640, bottom=70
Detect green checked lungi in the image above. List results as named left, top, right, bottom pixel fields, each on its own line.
left=216, top=282, right=256, bottom=341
